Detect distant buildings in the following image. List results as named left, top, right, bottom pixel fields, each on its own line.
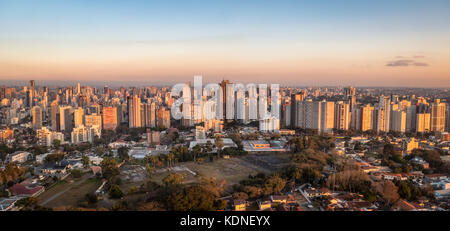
left=31, top=106, right=42, bottom=130
left=102, top=106, right=118, bottom=130
left=416, top=113, right=431, bottom=133
left=71, top=125, right=100, bottom=144
left=431, top=99, right=446, bottom=132
left=128, top=95, right=142, bottom=128
left=6, top=151, right=31, bottom=164
left=36, top=126, right=64, bottom=146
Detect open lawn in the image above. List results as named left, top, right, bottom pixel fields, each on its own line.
left=38, top=173, right=102, bottom=209
left=149, top=153, right=292, bottom=190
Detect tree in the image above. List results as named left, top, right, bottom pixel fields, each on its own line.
left=215, top=137, right=224, bottom=159
left=163, top=172, right=184, bottom=187
left=397, top=181, right=413, bottom=201
left=145, top=163, right=154, bottom=176
left=167, top=153, right=175, bottom=167
left=264, top=174, right=286, bottom=195
left=81, top=155, right=90, bottom=168
left=15, top=197, right=39, bottom=208
left=166, top=185, right=221, bottom=211
left=109, top=184, right=124, bottom=199
left=52, top=139, right=61, bottom=149
left=85, top=192, right=98, bottom=204
left=233, top=192, right=249, bottom=200
left=192, top=145, right=201, bottom=163
left=45, top=153, right=64, bottom=163
left=100, top=158, right=120, bottom=180
left=117, top=146, right=129, bottom=161
left=376, top=181, right=399, bottom=205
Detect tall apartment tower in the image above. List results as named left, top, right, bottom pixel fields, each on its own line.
left=28, top=80, right=35, bottom=107
left=344, top=86, right=356, bottom=112
left=431, top=99, right=446, bottom=132
left=320, top=101, right=335, bottom=133
left=416, top=113, right=431, bottom=133
left=290, top=92, right=305, bottom=128
left=391, top=110, right=407, bottom=133
left=50, top=100, right=59, bottom=131
left=128, top=95, right=142, bottom=128
left=219, top=80, right=230, bottom=120
left=73, top=107, right=84, bottom=128
left=32, top=106, right=42, bottom=130
left=406, top=105, right=417, bottom=132
left=59, top=106, right=73, bottom=132
left=360, top=104, right=374, bottom=131
left=102, top=106, right=118, bottom=130
left=335, top=101, right=350, bottom=130
left=376, top=96, right=391, bottom=133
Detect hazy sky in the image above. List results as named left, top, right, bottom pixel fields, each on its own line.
left=1, top=0, right=450, bottom=87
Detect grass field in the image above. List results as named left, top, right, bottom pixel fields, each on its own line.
left=38, top=174, right=102, bottom=209
left=148, top=153, right=291, bottom=190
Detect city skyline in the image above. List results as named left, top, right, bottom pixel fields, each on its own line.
left=1, top=0, right=450, bottom=87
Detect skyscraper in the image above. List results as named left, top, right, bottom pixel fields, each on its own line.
left=391, top=110, right=406, bottom=133
left=157, top=107, right=171, bottom=129
left=335, top=101, right=350, bottom=130
left=290, top=92, right=305, bottom=128
left=376, top=96, right=391, bottom=133
left=128, top=95, right=142, bottom=128
left=59, top=106, right=73, bottom=132
left=219, top=80, right=230, bottom=120
left=344, top=86, right=356, bottom=112
left=28, top=80, right=35, bottom=107
left=360, top=104, right=374, bottom=131
left=406, top=105, right=417, bottom=132
left=85, top=114, right=102, bottom=128
left=102, top=106, right=118, bottom=130
left=73, top=107, right=84, bottom=128
left=31, top=106, right=42, bottom=130
left=431, top=99, right=446, bottom=132
left=320, top=101, right=335, bottom=133
left=416, top=113, right=431, bottom=133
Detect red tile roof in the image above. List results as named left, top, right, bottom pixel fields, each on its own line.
left=10, top=183, right=44, bottom=196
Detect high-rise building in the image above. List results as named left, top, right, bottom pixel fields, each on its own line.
left=128, top=95, right=142, bottom=128
left=219, top=80, right=230, bottom=120
left=141, top=102, right=156, bottom=128
left=376, top=96, right=391, bottom=133
left=73, top=107, right=84, bottom=128
left=344, top=86, right=356, bottom=112
left=335, top=101, right=350, bottom=130
left=416, top=113, right=431, bottom=133
left=320, top=101, right=335, bottom=133
left=298, top=100, right=321, bottom=130
left=32, top=106, right=42, bottom=130
left=28, top=80, right=35, bottom=107
left=360, top=104, right=374, bottom=131
left=446, top=104, right=450, bottom=132
left=431, top=99, right=446, bottom=132
left=36, top=127, right=64, bottom=146
left=157, top=107, right=170, bottom=128
left=85, top=114, right=102, bottom=128
left=59, top=106, right=73, bottom=132
left=391, top=110, right=406, bottom=133
left=290, top=92, right=305, bottom=128
left=406, top=105, right=417, bottom=132
left=71, top=125, right=98, bottom=144
left=102, top=106, right=118, bottom=130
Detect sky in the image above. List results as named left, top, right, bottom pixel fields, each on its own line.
left=1, top=0, right=450, bottom=87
